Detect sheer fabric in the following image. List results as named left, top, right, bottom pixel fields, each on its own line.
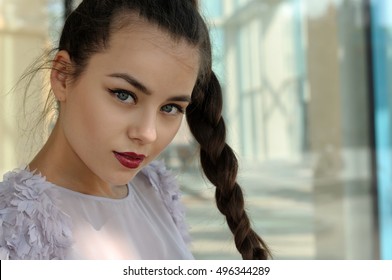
left=0, top=161, right=193, bottom=260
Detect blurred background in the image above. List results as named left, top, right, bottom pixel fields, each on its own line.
left=1, top=0, right=392, bottom=259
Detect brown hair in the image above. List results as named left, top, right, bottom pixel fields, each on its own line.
left=56, top=0, right=271, bottom=259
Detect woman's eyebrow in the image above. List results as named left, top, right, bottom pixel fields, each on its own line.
left=108, top=73, right=152, bottom=95
left=167, top=96, right=191, bottom=102
left=109, top=73, right=192, bottom=102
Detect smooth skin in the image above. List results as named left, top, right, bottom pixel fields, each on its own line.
left=29, top=20, right=200, bottom=199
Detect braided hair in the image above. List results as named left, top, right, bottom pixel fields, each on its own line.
left=187, top=73, right=270, bottom=259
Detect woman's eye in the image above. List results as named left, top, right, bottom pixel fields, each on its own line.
left=109, top=89, right=136, bottom=104
left=161, top=104, right=184, bottom=115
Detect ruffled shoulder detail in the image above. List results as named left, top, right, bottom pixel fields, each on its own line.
left=140, top=160, right=191, bottom=244
left=0, top=168, right=73, bottom=260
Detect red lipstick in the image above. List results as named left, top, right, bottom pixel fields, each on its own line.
left=114, top=152, right=146, bottom=169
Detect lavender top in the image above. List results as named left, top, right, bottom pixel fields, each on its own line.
left=0, top=161, right=193, bottom=260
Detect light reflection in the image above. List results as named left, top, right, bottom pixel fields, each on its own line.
left=306, top=0, right=343, bottom=19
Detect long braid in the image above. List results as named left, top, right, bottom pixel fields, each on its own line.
left=186, top=72, right=271, bottom=260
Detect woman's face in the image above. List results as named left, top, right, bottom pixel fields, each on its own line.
left=55, top=21, right=199, bottom=186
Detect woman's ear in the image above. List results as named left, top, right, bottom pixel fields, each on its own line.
left=51, top=50, right=72, bottom=102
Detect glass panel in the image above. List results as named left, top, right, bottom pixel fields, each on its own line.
left=200, top=0, right=222, bottom=18
left=181, top=0, right=378, bottom=259
left=48, top=0, right=65, bottom=42
left=0, top=0, right=64, bottom=175
left=371, top=0, right=392, bottom=260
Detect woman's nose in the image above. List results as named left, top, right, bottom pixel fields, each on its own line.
left=127, top=111, right=157, bottom=144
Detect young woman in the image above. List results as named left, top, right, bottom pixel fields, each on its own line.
left=0, top=0, right=271, bottom=260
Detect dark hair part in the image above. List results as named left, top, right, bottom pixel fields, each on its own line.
left=59, top=0, right=271, bottom=260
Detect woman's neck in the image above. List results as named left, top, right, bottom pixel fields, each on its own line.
left=28, top=122, right=128, bottom=199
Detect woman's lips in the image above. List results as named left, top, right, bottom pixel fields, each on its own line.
left=113, top=151, right=146, bottom=169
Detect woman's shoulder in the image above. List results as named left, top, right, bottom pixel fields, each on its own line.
left=0, top=168, right=73, bottom=260
left=139, top=160, right=191, bottom=244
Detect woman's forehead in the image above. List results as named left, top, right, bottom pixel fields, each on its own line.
left=108, top=23, right=200, bottom=71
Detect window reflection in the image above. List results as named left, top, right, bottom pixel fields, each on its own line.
left=165, top=0, right=379, bottom=259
